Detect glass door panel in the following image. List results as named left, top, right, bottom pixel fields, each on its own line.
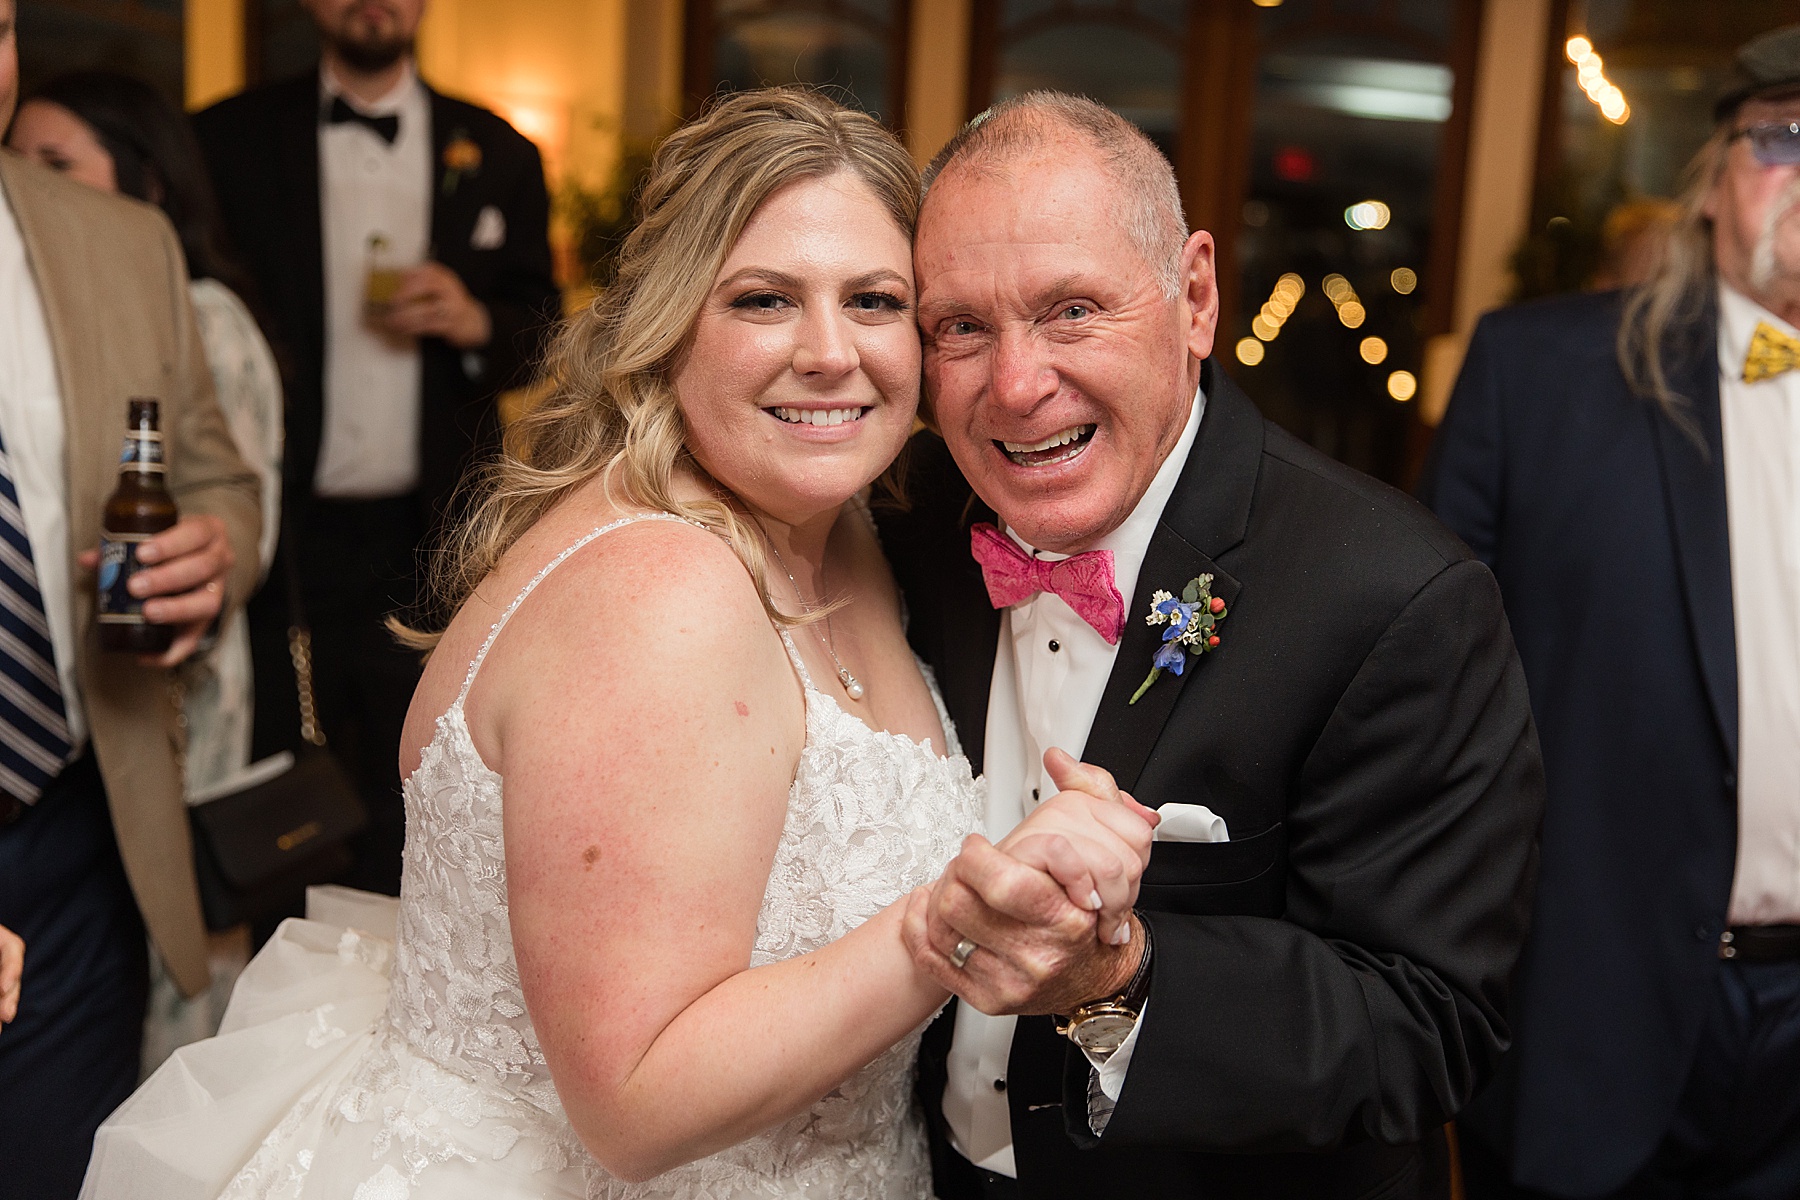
left=687, top=0, right=909, bottom=127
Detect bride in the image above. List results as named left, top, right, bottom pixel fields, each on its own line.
left=80, top=90, right=1154, bottom=1199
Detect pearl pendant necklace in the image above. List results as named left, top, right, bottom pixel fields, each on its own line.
left=837, top=666, right=866, bottom=701
left=763, top=533, right=866, bottom=702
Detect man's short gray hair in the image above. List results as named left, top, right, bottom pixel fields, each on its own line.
left=921, top=91, right=1190, bottom=298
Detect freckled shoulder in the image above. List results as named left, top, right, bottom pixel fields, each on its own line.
left=472, top=513, right=804, bottom=780
left=480, top=515, right=790, bottom=700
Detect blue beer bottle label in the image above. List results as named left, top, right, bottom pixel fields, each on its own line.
left=96, top=532, right=152, bottom=625
left=118, top=431, right=165, bottom=472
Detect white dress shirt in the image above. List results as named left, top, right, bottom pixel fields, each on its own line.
left=0, top=180, right=86, bottom=747
left=1717, top=284, right=1800, bottom=926
left=314, top=63, right=430, bottom=499
left=944, top=387, right=1205, bottom=1175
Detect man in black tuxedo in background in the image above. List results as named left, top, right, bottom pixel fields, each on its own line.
left=1421, top=26, right=1800, bottom=1200
left=880, top=92, right=1543, bottom=1200
left=194, top=0, right=558, bottom=895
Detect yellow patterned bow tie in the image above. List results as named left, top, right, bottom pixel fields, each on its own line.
left=1743, top=321, right=1800, bottom=383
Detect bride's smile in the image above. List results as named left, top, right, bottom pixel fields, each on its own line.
left=673, top=171, right=919, bottom=529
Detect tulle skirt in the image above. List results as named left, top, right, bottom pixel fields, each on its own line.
left=80, top=889, right=593, bottom=1200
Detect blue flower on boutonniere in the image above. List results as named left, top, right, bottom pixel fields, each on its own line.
left=1129, top=574, right=1227, bottom=705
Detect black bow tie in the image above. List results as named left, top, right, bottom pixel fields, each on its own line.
left=324, top=96, right=399, bottom=144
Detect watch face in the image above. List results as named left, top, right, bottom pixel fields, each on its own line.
left=1070, top=1011, right=1137, bottom=1056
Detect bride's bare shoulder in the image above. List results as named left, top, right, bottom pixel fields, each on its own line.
left=407, top=486, right=778, bottom=773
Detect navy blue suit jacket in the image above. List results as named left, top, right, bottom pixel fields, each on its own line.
left=1419, top=291, right=1739, bottom=1196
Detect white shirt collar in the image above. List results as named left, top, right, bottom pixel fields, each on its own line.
left=319, top=60, right=422, bottom=116
left=1005, top=383, right=1207, bottom=589
left=1718, top=281, right=1800, bottom=379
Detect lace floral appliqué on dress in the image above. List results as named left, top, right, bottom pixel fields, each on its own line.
left=81, top=513, right=985, bottom=1200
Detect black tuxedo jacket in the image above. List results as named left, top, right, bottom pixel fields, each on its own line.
left=878, top=364, right=1544, bottom=1200
left=1419, top=292, right=1738, bottom=1196
left=193, top=73, right=559, bottom=526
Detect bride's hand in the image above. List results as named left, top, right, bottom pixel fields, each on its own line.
left=998, top=749, right=1158, bottom=944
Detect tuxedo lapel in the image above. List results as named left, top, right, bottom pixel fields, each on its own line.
left=267, top=78, right=328, bottom=508
left=429, top=90, right=481, bottom=260
left=938, top=497, right=1002, bottom=776
left=1082, top=364, right=1260, bottom=792
left=1085, top=529, right=1240, bottom=792
left=277, top=79, right=325, bottom=362
left=1648, top=307, right=1738, bottom=763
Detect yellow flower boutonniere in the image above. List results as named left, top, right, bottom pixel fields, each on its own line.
left=442, top=133, right=482, bottom=195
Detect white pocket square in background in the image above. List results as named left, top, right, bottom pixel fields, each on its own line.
left=470, top=205, right=506, bottom=250
left=1154, top=803, right=1230, bottom=843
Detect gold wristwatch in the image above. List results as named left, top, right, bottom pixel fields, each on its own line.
left=1055, top=913, right=1154, bottom=1060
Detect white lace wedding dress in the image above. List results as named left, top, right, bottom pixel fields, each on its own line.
left=81, top=513, right=985, bottom=1200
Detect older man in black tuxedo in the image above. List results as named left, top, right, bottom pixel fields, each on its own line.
left=880, top=92, right=1544, bottom=1200
left=193, top=0, right=558, bottom=896
left=1422, top=26, right=1800, bottom=1200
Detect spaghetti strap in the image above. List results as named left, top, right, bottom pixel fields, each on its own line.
left=776, top=628, right=815, bottom=693
left=455, top=512, right=705, bottom=706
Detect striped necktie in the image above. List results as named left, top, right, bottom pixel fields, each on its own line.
left=0, top=428, right=70, bottom=806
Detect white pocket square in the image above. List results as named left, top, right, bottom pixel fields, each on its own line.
left=1153, top=802, right=1229, bottom=843
left=471, top=205, right=506, bottom=250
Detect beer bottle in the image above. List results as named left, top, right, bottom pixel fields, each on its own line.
left=98, top=398, right=179, bottom=654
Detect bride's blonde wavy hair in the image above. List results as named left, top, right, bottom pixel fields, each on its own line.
left=397, top=88, right=921, bottom=651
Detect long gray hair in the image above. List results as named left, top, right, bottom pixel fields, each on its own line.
left=1616, top=127, right=1730, bottom=428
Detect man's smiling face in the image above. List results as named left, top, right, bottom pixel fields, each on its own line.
left=915, top=135, right=1216, bottom=554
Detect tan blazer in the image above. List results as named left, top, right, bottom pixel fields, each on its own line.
left=0, top=151, right=262, bottom=998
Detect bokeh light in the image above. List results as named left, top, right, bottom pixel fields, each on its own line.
left=1236, top=337, right=1266, bottom=366
left=1390, top=267, right=1417, bottom=294
left=1359, top=336, right=1388, bottom=364
left=1344, top=200, right=1392, bottom=231
left=1388, top=370, right=1418, bottom=401
left=1570, top=42, right=1629, bottom=124
left=1337, top=301, right=1366, bottom=329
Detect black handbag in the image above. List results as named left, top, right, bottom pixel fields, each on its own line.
left=186, top=534, right=368, bottom=931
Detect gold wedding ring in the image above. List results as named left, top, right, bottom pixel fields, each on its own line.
left=950, top=937, right=978, bottom=969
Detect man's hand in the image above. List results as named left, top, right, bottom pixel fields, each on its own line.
left=903, top=839, right=1146, bottom=1015
left=903, top=750, right=1156, bottom=1015
left=377, top=261, right=491, bottom=348
left=79, top=514, right=234, bottom=667
left=0, top=922, right=22, bottom=1035
left=999, top=750, right=1157, bottom=944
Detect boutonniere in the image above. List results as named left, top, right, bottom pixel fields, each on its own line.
left=1129, top=575, right=1227, bottom=705
left=441, top=132, right=482, bottom=195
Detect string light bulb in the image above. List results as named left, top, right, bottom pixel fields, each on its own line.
left=1567, top=36, right=1629, bottom=123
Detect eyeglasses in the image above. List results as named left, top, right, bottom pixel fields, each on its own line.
left=1733, top=121, right=1800, bottom=166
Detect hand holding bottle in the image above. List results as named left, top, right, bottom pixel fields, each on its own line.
left=81, top=515, right=235, bottom=667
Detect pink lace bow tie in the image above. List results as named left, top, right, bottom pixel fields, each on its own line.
left=970, top=522, right=1126, bottom=645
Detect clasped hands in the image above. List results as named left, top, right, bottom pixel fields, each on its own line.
left=903, top=748, right=1158, bottom=1016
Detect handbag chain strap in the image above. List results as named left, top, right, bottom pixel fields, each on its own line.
left=287, top=624, right=327, bottom=747
left=282, top=513, right=329, bottom=749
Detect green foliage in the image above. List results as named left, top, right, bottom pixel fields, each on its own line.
left=559, top=140, right=660, bottom=289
